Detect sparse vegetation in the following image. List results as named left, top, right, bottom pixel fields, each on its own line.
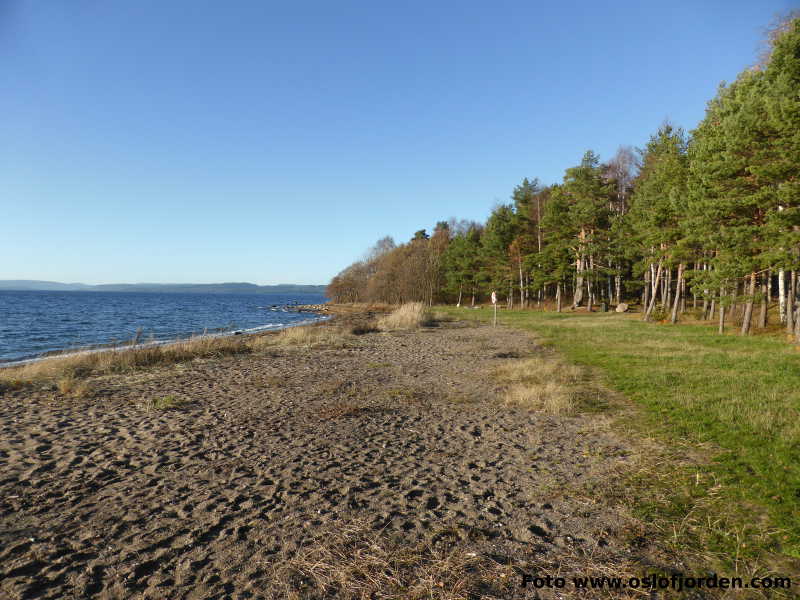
left=318, top=402, right=371, bottom=419
left=56, top=374, right=93, bottom=398
left=250, top=374, right=286, bottom=388
left=350, top=323, right=379, bottom=335
left=0, top=335, right=251, bottom=385
left=0, top=378, right=32, bottom=394
left=377, top=302, right=431, bottom=331
left=493, top=355, right=585, bottom=415
left=0, top=324, right=353, bottom=389
left=249, top=324, right=351, bottom=350
left=148, top=395, right=184, bottom=410
left=268, top=519, right=516, bottom=599
left=383, top=386, right=426, bottom=404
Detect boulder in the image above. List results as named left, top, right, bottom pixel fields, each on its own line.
left=615, top=303, right=629, bottom=313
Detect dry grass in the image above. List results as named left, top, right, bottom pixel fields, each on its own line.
left=1, top=335, right=251, bottom=384
left=147, top=395, right=184, bottom=410
left=377, top=302, right=431, bottom=331
left=0, top=378, right=32, bottom=394
left=250, top=374, right=286, bottom=388
left=0, top=324, right=353, bottom=388
left=268, top=519, right=516, bottom=600
left=493, top=355, right=586, bottom=415
left=56, top=374, right=93, bottom=398
left=318, top=401, right=371, bottom=419
left=249, top=324, right=351, bottom=350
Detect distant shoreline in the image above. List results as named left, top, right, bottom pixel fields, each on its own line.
left=0, top=280, right=327, bottom=294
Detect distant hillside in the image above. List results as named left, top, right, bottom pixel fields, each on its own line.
left=0, top=280, right=327, bottom=295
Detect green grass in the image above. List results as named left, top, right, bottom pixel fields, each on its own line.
left=442, top=306, right=800, bottom=563
left=148, top=394, right=185, bottom=410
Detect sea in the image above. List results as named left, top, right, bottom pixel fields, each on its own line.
left=0, top=290, right=328, bottom=365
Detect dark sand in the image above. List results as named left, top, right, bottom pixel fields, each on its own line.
left=1, top=319, right=655, bottom=599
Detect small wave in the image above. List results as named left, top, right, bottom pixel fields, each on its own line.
left=240, top=323, right=285, bottom=333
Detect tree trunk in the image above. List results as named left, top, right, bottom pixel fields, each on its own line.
left=758, top=274, right=768, bottom=328
left=740, top=272, right=756, bottom=336
left=680, top=276, right=686, bottom=314
left=587, top=278, right=594, bottom=312
left=456, top=282, right=463, bottom=307
left=779, top=269, right=786, bottom=323
left=787, top=271, right=796, bottom=334
left=573, top=255, right=585, bottom=307
left=556, top=282, right=562, bottom=313
left=643, top=266, right=650, bottom=315
left=703, top=263, right=714, bottom=321
left=718, top=287, right=726, bottom=334
left=665, top=267, right=672, bottom=309
left=644, top=260, right=663, bottom=321
left=795, top=294, right=800, bottom=343
left=670, top=263, right=684, bottom=324
left=767, top=269, right=772, bottom=305
left=518, top=262, right=524, bottom=309
left=651, top=262, right=657, bottom=297
left=615, top=272, right=622, bottom=305
left=524, top=274, right=529, bottom=308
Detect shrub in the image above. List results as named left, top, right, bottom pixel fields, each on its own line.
left=648, top=305, right=668, bottom=322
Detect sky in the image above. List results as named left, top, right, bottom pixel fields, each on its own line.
left=1, top=0, right=796, bottom=285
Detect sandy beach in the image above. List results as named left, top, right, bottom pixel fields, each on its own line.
left=1, top=315, right=656, bottom=599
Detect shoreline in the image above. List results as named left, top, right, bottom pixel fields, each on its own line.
left=0, top=311, right=331, bottom=369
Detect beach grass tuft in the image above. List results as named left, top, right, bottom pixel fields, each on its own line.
left=249, top=324, right=351, bottom=350
left=377, top=302, right=432, bottom=331
left=148, top=395, right=184, bottom=410
left=56, top=374, right=93, bottom=398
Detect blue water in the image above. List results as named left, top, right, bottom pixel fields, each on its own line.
left=0, top=290, right=328, bottom=364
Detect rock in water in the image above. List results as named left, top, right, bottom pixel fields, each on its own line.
left=615, top=303, right=629, bottom=313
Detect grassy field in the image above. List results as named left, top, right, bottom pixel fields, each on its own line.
left=442, top=306, right=800, bottom=567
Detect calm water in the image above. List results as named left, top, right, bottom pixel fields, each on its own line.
left=0, top=290, right=328, bottom=364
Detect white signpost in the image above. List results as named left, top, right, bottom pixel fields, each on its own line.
left=491, top=291, right=497, bottom=327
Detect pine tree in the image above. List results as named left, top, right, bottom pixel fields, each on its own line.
left=559, top=151, right=613, bottom=309
left=628, top=124, right=689, bottom=321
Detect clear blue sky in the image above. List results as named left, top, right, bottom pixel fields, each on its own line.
left=1, top=1, right=794, bottom=285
